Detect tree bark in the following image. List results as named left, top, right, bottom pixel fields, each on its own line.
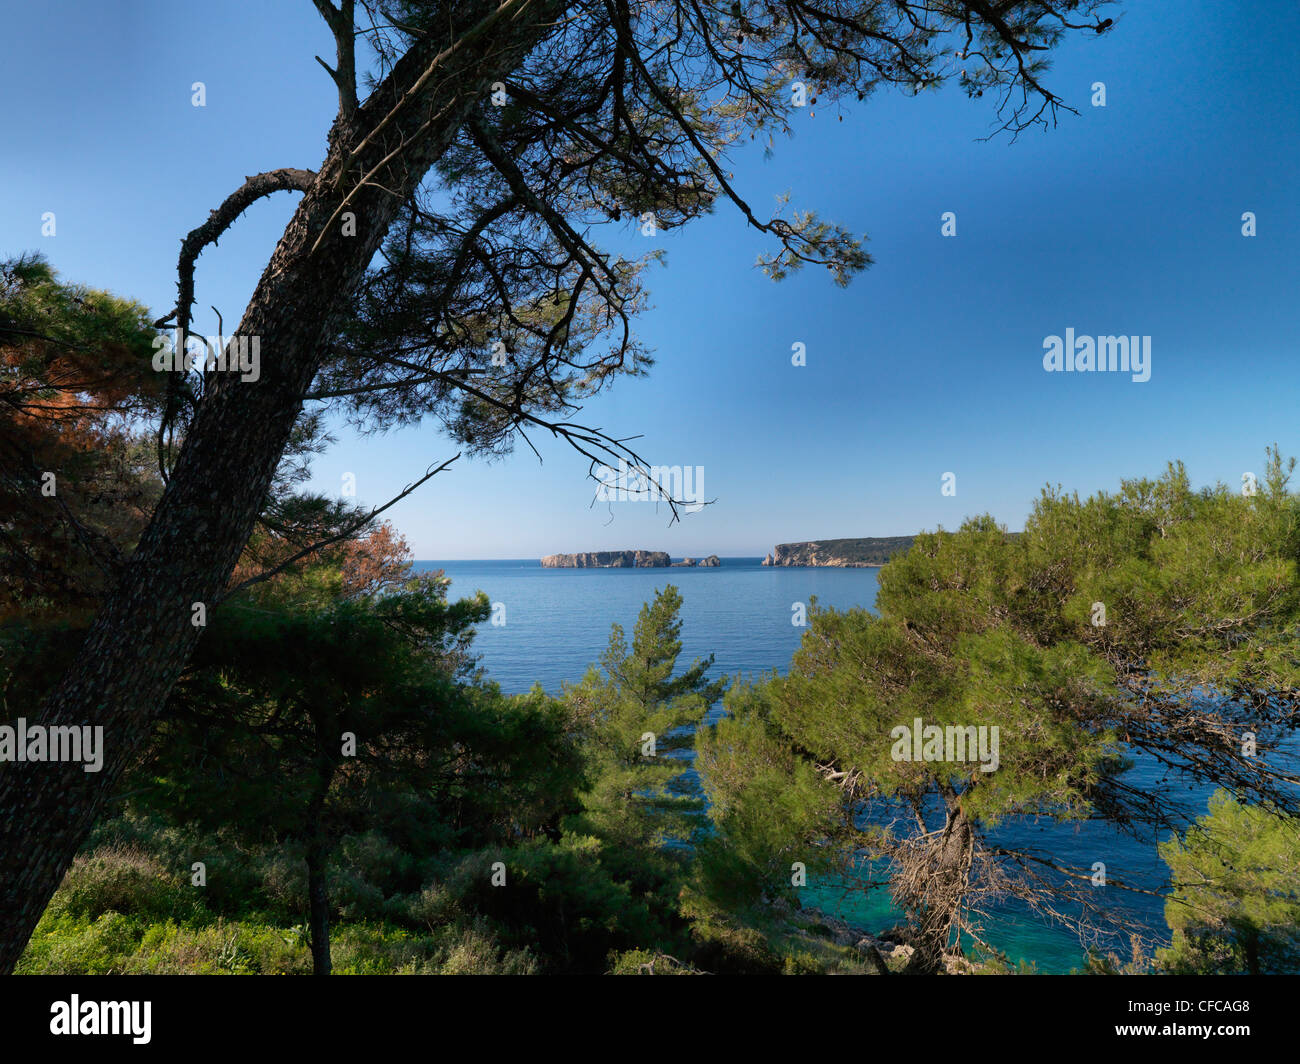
left=306, top=840, right=333, bottom=976
left=0, top=0, right=565, bottom=973
left=903, top=802, right=974, bottom=975
left=304, top=761, right=337, bottom=976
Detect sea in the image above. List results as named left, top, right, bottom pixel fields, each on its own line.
left=416, top=556, right=1290, bottom=973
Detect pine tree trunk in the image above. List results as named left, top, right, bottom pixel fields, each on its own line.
left=0, top=0, right=564, bottom=973
left=306, top=844, right=333, bottom=976
left=305, top=764, right=336, bottom=976
left=903, top=802, right=974, bottom=975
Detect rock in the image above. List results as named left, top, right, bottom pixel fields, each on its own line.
left=763, top=537, right=916, bottom=568
left=761, top=535, right=1019, bottom=568
left=796, top=907, right=873, bottom=948
left=699, top=555, right=720, bottom=566
left=879, top=925, right=915, bottom=946
left=540, top=550, right=670, bottom=568
left=761, top=553, right=774, bottom=566
left=942, top=953, right=976, bottom=975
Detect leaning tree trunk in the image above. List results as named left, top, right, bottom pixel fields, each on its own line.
left=902, top=801, right=975, bottom=975
left=0, top=0, right=565, bottom=973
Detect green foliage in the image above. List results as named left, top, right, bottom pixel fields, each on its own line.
left=17, top=904, right=536, bottom=976
left=432, top=836, right=685, bottom=972
left=606, top=949, right=702, bottom=975
left=145, top=572, right=496, bottom=846
left=677, top=889, right=884, bottom=975
left=15, top=821, right=545, bottom=975
left=109, top=551, right=589, bottom=973
left=0, top=253, right=165, bottom=621
left=34, top=455, right=1299, bottom=976
left=41, top=844, right=206, bottom=926
left=21, top=585, right=746, bottom=975
left=695, top=453, right=1300, bottom=966
left=22, top=587, right=719, bottom=974
left=0, top=252, right=160, bottom=376
left=563, top=584, right=725, bottom=851
left=694, top=679, right=840, bottom=908
left=1157, top=791, right=1300, bottom=975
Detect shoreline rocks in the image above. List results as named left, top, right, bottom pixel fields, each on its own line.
left=794, top=908, right=977, bottom=975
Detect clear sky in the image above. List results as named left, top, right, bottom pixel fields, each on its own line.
left=3, top=1, right=1297, bottom=558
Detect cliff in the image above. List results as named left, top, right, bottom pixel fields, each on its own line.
left=540, top=550, right=671, bottom=568
left=761, top=537, right=915, bottom=568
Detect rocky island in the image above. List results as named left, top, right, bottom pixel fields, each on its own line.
left=761, top=537, right=916, bottom=568
left=541, top=550, right=671, bottom=568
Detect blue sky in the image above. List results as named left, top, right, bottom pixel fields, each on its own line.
left=3, top=1, right=1297, bottom=558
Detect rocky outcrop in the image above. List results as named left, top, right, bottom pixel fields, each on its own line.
left=540, top=550, right=670, bottom=568
left=793, top=908, right=979, bottom=975
left=765, top=537, right=916, bottom=568
left=699, top=555, right=720, bottom=567
left=763, top=533, right=1018, bottom=568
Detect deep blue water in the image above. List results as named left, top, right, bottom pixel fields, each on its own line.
left=419, top=558, right=1293, bottom=973
left=419, top=557, right=865, bottom=693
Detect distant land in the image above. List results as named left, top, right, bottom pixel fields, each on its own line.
left=541, top=551, right=723, bottom=568
left=539, top=540, right=918, bottom=568
left=761, top=537, right=916, bottom=568
left=540, top=536, right=1022, bottom=569
left=541, top=550, right=671, bottom=568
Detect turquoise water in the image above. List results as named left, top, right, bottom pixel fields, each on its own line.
left=420, top=558, right=1290, bottom=973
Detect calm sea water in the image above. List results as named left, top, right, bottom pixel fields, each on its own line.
left=420, top=557, right=867, bottom=693
left=419, top=558, right=1289, bottom=973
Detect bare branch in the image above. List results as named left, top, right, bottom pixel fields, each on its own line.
left=151, top=167, right=317, bottom=482
left=312, top=0, right=359, bottom=120
left=218, top=452, right=460, bottom=601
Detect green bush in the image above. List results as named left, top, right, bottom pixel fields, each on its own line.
left=44, top=844, right=207, bottom=925
left=18, top=911, right=145, bottom=974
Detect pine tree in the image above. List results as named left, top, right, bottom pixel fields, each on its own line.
left=0, top=253, right=164, bottom=621
left=564, top=585, right=725, bottom=852
left=699, top=453, right=1300, bottom=973
left=140, top=553, right=581, bottom=974
left=1158, top=792, right=1300, bottom=975
left=1, top=0, right=1119, bottom=969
